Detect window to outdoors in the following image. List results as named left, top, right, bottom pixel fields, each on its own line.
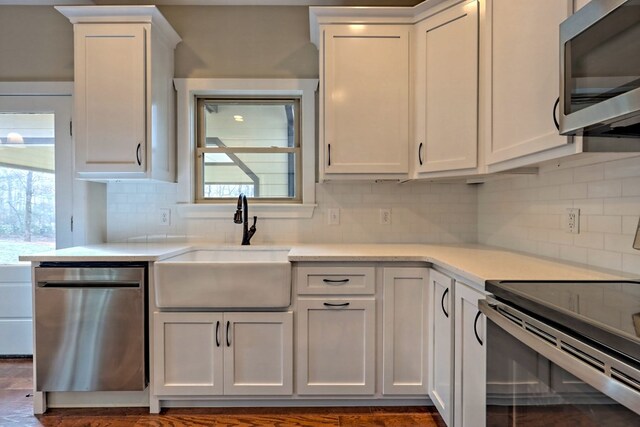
left=195, top=98, right=301, bottom=203
left=0, top=113, right=56, bottom=263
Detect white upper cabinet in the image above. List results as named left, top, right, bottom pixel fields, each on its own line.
left=57, top=6, right=181, bottom=181
left=320, top=24, right=410, bottom=179
left=413, top=0, right=479, bottom=176
left=483, top=0, right=573, bottom=169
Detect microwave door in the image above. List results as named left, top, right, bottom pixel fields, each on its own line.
left=559, top=0, right=640, bottom=136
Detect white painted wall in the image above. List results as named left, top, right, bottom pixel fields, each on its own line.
left=478, top=156, right=640, bottom=276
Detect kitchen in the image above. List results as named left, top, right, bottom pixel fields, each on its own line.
left=0, top=0, right=639, bottom=426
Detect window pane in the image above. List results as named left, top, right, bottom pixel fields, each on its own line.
left=202, top=152, right=296, bottom=199
left=202, top=102, right=296, bottom=148
left=0, top=113, right=55, bottom=264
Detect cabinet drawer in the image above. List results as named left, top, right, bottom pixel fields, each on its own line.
left=297, top=266, right=375, bottom=295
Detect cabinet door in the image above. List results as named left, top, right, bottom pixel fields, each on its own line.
left=153, top=312, right=223, bottom=396
left=74, top=23, right=146, bottom=174
left=428, top=269, right=454, bottom=426
left=223, top=312, right=293, bottom=396
left=414, top=0, right=478, bottom=174
left=485, top=0, right=572, bottom=165
left=297, top=298, right=376, bottom=395
left=454, top=282, right=486, bottom=427
left=382, top=267, right=428, bottom=395
left=322, top=25, right=409, bottom=174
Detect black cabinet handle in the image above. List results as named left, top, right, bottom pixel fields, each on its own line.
left=323, top=302, right=350, bottom=307
left=215, top=321, right=220, bottom=347
left=136, top=143, right=142, bottom=166
left=328, top=144, right=331, bottom=166
left=474, top=311, right=483, bottom=346
left=226, top=321, right=231, bottom=347
left=323, top=278, right=350, bottom=284
left=441, top=288, right=449, bottom=318
left=418, top=142, right=423, bottom=166
left=553, top=97, right=560, bottom=131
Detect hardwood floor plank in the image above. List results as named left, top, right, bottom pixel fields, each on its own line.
left=0, top=359, right=445, bottom=427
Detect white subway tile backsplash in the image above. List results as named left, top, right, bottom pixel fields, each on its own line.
left=587, top=180, right=622, bottom=198
left=478, top=156, right=640, bottom=275
left=105, top=155, right=638, bottom=274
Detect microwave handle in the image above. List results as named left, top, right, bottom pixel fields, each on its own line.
left=553, top=97, right=560, bottom=130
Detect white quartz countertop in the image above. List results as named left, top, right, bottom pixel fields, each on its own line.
left=20, top=243, right=631, bottom=285
left=18, top=243, right=192, bottom=262
left=288, top=244, right=630, bottom=284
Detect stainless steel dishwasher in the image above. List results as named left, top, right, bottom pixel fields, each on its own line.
left=34, top=263, right=147, bottom=391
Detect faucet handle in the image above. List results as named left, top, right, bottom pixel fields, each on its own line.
left=252, top=216, right=257, bottom=228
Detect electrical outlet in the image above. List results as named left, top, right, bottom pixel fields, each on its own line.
left=328, top=208, right=340, bottom=225
left=566, top=208, right=580, bottom=234
left=380, top=208, right=392, bottom=225
left=159, top=208, right=171, bottom=226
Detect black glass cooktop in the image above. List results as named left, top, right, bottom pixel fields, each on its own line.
left=485, top=280, right=640, bottom=364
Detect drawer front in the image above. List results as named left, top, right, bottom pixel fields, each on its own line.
left=297, top=266, right=375, bottom=295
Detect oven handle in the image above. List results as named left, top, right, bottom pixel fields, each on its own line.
left=478, top=299, right=640, bottom=414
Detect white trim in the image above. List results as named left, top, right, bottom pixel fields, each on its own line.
left=173, top=78, right=318, bottom=219
left=177, top=203, right=317, bottom=219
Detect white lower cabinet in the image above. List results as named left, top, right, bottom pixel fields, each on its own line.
left=154, top=311, right=292, bottom=396
left=428, top=269, right=454, bottom=425
left=382, top=267, right=428, bottom=395
left=296, top=298, right=376, bottom=395
left=454, top=281, right=487, bottom=427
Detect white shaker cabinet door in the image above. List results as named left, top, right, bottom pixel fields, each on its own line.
left=223, top=312, right=293, bottom=396
left=414, top=0, right=479, bottom=174
left=322, top=25, right=410, bottom=175
left=485, top=0, right=572, bottom=165
left=428, top=269, right=454, bottom=426
left=153, top=312, right=224, bottom=396
left=382, top=267, right=429, bottom=395
left=74, top=23, right=147, bottom=174
left=454, top=282, right=487, bottom=427
left=296, top=298, right=376, bottom=395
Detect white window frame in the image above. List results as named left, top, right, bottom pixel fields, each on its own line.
left=174, top=79, right=317, bottom=219
left=0, top=82, right=75, bottom=254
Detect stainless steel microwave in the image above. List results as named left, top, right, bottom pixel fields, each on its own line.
left=559, top=0, right=640, bottom=137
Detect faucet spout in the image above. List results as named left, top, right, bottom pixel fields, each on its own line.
left=234, top=193, right=257, bottom=245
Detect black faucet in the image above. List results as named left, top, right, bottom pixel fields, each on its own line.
left=233, top=193, right=257, bottom=245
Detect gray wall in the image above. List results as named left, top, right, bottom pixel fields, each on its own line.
left=160, top=6, right=318, bottom=78
left=0, top=6, right=319, bottom=80
left=0, top=6, right=74, bottom=81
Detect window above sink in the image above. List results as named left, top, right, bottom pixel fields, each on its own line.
left=174, top=78, right=317, bottom=219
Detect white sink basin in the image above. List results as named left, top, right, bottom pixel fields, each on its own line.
left=154, top=248, right=291, bottom=309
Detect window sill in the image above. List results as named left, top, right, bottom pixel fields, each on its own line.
left=177, top=203, right=317, bottom=219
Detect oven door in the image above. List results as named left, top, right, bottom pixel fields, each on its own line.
left=479, top=299, right=640, bottom=426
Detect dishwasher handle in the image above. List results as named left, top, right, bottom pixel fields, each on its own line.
left=37, top=281, right=141, bottom=288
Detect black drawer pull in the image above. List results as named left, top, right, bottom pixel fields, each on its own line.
left=323, top=302, right=350, bottom=308
left=226, top=321, right=231, bottom=347
left=322, top=278, right=350, bottom=284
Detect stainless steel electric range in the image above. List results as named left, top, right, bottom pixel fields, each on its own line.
left=480, top=280, right=640, bottom=426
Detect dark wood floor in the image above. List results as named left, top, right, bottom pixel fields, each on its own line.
left=0, top=358, right=445, bottom=427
